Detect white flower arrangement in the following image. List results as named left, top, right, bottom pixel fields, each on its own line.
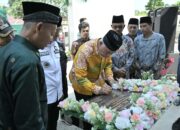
left=58, top=76, right=179, bottom=130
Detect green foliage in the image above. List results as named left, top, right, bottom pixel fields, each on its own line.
left=141, top=71, right=154, bottom=80
left=7, top=0, right=23, bottom=18
left=135, top=10, right=147, bottom=16
left=145, top=0, right=164, bottom=11
left=0, top=7, right=7, bottom=18
left=7, top=0, right=87, bottom=18
left=174, top=1, right=180, bottom=6
left=7, top=0, right=69, bottom=18
left=130, top=93, right=141, bottom=104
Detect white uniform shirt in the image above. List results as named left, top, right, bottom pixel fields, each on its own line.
left=39, top=41, right=63, bottom=104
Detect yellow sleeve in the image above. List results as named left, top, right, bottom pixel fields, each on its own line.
left=71, top=42, right=77, bottom=59
left=104, top=56, right=114, bottom=81
left=74, top=50, right=96, bottom=92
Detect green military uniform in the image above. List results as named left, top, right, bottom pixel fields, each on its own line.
left=0, top=35, right=47, bottom=130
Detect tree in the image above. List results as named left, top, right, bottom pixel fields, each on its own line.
left=145, top=0, right=164, bottom=11
left=7, top=0, right=23, bottom=18
left=7, top=0, right=70, bottom=18
left=135, top=10, right=147, bottom=16
left=174, top=0, right=180, bottom=6
left=0, top=6, right=7, bottom=18
left=7, top=0, right=87, bottom=18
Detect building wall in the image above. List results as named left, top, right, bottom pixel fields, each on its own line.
left=68, top=0, right=135, bottom=49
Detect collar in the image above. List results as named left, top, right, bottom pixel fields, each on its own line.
left=13, top=35, right=39, bottom=57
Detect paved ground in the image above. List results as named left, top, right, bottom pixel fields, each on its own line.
left=57, top=120, right=81, bottom=130
left=57, top=60, right=180, bottom=130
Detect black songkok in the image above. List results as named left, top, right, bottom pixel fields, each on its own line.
left=103, top=30, right=122, bottom=51
left=112, top=15, right=124, bottom=23
left=140, top=16, right=152, bottom=24
left=22, top=1, right=60, bottom=24
left=128, top=18, right=139, bottom=25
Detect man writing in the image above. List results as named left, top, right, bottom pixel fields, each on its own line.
left=69, top=30, right=122, bottom=101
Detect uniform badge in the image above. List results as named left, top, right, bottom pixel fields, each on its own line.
left=10, top=57, right=16, bottom=63
left=43, top=61, right=50, bottom=68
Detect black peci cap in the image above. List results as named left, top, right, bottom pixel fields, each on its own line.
left=22, top=1, right=60, bottom=24
left=140, top=16, right=152, bottom=24
left=112, top=15, right=124, bottom=23
left=103, top=30, right=122, bottom=51
left=128, top=18, right=139, bottom=25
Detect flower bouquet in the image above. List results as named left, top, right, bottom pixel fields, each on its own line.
left=84, top=102, right=118, bottom=130
left=141, top=71, right=154, bottom=80
left=58, top=98, right=84, bottom=119
left=160, top=56, right=174, bottom=76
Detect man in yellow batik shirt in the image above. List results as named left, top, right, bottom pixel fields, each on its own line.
left=69, top=30, right=122, bottom=101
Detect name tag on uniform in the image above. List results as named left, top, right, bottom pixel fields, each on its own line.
left=40, top=51, right=50, bottom=57
left=54, top=45, right=60, bottom=54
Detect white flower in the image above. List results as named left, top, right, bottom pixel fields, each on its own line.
left=153, top=85, right=163, bottom=91
left=84, top=109, right=96, bottom=121
left=130, top=106, right=143, bottom=114
left=112, top=83, right=119, bottom=89
left=141, top=120, right=152, bottom=129
left=142, top=94, right=150, bottom=99
left=115, top=117, right=132, bottom=130
left=119, top=109, right=131, bottom=118
left=140, top=113, right=150, bottom=121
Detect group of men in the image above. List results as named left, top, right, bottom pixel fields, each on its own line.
left=70, top=15, right=166, bottom=101
left=1, top=0, right=179, bottom=130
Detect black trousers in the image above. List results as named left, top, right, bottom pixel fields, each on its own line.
left=72, top=91, right=95, bottom=130
left=47, top=101, right=59, bottom=130
left=74, top=91, right=95, bottom=101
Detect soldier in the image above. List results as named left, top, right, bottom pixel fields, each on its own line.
left=134, top=16, right=166, bottom=79
left=0, top=16, right=14, bottom=46
left=0, top=2, right=60, bottom=130
left=111, top=15, right=135, bottom=79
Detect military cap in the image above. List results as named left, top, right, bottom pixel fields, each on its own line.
left=0, top=16, right=14, bottom=37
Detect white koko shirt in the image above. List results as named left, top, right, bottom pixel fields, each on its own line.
left=39, top=41, right=63, bottom=104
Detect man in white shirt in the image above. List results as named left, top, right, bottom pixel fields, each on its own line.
left=39, top=16, right=63, bottom=130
